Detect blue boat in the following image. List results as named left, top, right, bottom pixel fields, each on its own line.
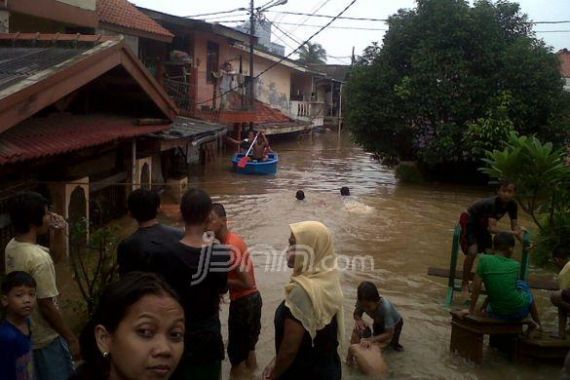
left=232, top=152, right=279, bottom=175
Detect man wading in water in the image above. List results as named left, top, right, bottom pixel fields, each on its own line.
left=461, top=180, right=524, bottom=298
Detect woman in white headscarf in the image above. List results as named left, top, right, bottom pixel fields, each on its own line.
left=263, top=221, right=344, bottom=380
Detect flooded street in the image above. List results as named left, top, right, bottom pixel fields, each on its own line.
left=159, top=131, right=560, bottom=380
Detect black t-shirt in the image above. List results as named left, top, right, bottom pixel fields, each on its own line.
left=117, top=224, right=184, bottom=276
left=468, top=196, right=518, bottom=228
left=274, top=301, right=341, bottom=380
left=152, top=242, right=230, bottom=363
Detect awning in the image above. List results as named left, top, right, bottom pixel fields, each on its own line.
left=0, top=114, right=170, bottom=165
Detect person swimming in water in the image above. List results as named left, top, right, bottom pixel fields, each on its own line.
left=341, top=187, right=350, bottom=196
left=296, top=190, right=305, bottom=201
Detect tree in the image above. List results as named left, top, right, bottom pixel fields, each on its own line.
left=297, top=42, right=327, bottom=64
left=345, top=0, right=567, bottom=174
left=480, top=133, right=570, bottom=266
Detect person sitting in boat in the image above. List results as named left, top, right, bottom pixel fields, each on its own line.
left=550, top=246, right=570, bottom=339
left=226, top=129, right=256, bottom=153
left=459, top=233, right=542, bottom=331
left=250, top=132, right=272, bottom=161
left=347, top=281, right=403, bottom=377
left=460, top=180, right=523, bottom=297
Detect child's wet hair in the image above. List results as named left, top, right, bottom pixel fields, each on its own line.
left=357, top=281, right=380, bottom=303
left=493, top=232, right=515, bottom=250
left=1, top=271, right=36, bottom=295
left=296, top=190, right=305, bottom=200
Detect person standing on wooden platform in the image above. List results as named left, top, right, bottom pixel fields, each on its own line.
left=461, top=180, right=523, bottom=297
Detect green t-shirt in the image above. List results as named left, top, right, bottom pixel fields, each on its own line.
left=476, top=254, right=531, bottom=316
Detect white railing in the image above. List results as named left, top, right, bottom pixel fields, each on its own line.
left=289, top=101, right=325, bottom=127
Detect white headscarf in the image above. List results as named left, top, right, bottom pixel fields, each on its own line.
left=284, top=221, right=345, bottom=352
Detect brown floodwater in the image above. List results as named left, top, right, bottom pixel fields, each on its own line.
left=78, top=131, right=561, bottom=379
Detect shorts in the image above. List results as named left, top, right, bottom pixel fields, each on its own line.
left=487, top=280, right=533, bottom=321
left=227, top=291, right=262, bottom=366
left=465, top=214, right=492, bottom=254
left=34, top=336, right=74, bottom=380
left=562, top=288, right=570, bottom=303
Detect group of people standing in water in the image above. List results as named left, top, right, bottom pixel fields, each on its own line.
left=1, top=187, right=404, bottom=380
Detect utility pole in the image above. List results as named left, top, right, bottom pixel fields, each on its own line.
left=249, top=0, right=255, bottom=110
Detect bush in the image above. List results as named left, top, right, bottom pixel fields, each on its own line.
left=480, top=133, right=570, bottom=267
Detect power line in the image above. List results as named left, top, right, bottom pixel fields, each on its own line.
left=267, top=10, right=387, bottom=22
left=536, top=30, right=570, bottom=33
left=184, top=7, right=246, bottom=18
left=533, top=20, right=570, bottom=25
left=254, top=0, right=361, bottom=79
left=274, top=21, right=385, bottom=31
left=268, top=10, right=570, bottom=25
left=194, top=0, right=362, bottom=107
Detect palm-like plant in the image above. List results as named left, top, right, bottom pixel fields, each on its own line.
left=297, top=42, right=327, bottom=65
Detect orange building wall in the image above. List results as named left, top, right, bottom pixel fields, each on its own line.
left=192, top=31, right=297, bottom=114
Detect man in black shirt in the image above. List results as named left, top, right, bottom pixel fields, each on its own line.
left=461, top=180, right=523, bottom=295
left=117, top=189, right=183, bottom=276
left=161, top=189, right=230, bottom=380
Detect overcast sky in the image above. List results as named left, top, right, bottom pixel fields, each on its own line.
left=133, top=0, right=570, bottom=64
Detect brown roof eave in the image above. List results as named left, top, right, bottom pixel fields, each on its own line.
left=100, top=22, right=174, bottom=43
left=0, top=35, right=177, bottom=134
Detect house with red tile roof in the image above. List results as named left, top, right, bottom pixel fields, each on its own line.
left=559, top=49, right=570, bottom=91
left=0, top=33, right=181, bottom=260
left=96, top=0, right=173, bottom=57
left=0, top=0, right=98, bottom=33
left=139, top=7, right=342, bottom=137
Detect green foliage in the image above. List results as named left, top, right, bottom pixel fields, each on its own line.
left=69, top=220, right=119, bottom=315
left=345, top=0, right=567, bottom=172
left=463, top=92, right=516, bottom=161
left=297, top=42, right=327, bottom=65
left=395, top=162, right=426, bottom=183
left=480, top=133, right=570, bottom=266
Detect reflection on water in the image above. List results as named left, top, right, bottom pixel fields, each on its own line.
left=166, top=132, right=559, bottom=379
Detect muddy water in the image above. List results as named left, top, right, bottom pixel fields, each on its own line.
left=162, top=132, right=560, bottom=380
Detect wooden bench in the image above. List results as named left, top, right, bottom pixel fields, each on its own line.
left=428, top=267, right=559, bottom=291
left=517, top=336, right=570, bottom=362
left=450, top=310, right=531, bottom=364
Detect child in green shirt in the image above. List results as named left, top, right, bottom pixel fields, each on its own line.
left=462, top=233, right=541, bottom=329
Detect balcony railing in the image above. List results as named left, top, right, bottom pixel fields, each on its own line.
left=288, top=101, right=325, bottom=127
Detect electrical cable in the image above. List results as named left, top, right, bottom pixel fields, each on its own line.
left=267, top=10, right=386, bottom=22
left=185, top=8, right=248, bottom=18
left=193, top=0, right=361, bottom=108
left=273, top=21, right=385, bottom=31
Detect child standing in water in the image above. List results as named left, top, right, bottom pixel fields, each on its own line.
left=348, top=281, right=404, bottom=377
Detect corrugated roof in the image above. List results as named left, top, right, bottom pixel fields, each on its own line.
left=0, top=114, right=170, bottom=165
left=309, top=64, right=350, bottom=82
left=195, top=93, right=293, bottom=125
left=0, top=34, right=177, bottom=134
left=0, top=46, right=90, bottom=92
left=150, top=116, right=227, bottom=140
left=560, top=49, right=570, bottom=78
left=97, top=0, right=174, bottom=42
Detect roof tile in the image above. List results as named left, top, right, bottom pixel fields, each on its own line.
left=97, top=0, right=173, bottom=41
left=0, top=114, right=170, bottom=165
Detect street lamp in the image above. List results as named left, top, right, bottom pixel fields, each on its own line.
left=247, top=0, right=287, bottom=109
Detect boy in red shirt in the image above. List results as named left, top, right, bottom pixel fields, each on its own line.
left=208, top=203, right=262, bottom=377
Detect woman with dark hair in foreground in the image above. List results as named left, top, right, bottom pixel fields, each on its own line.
left=71, top=272, right=185, bottom=380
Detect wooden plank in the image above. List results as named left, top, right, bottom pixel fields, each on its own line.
left=428, top=267, right=559, bottom=291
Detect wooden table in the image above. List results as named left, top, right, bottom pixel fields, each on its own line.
left=450, top=310, right=530, bottom=364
